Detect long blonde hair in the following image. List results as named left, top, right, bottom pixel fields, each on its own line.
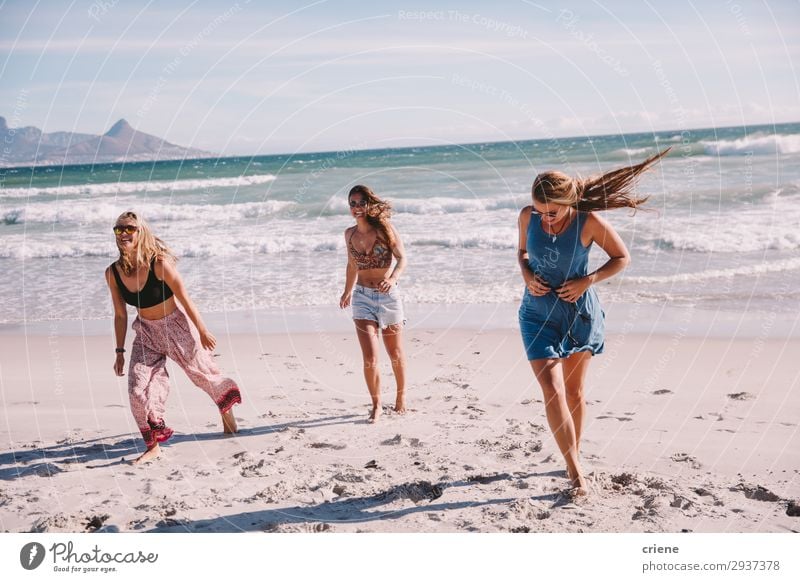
left=114, top=211, right=176, bottom=275
left=533, top=148, right=670, bottom=212
left=348, top=185, right=396, bottom=248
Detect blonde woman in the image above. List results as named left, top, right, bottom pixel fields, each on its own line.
left=339, top=185, right=408, bottom=423
left=106, top=211, right=242, bottom=463
left=518, top=150, right=669, bottom=495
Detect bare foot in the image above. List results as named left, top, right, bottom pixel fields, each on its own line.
left=394, top=401, right=406, bottom=414
left=132, top=444, right=161, bottom=465
left=221, top=410, right=238, bottom=434
left=569, top=473, right=588, bottom=499
left=368, top=406, right=382, bottom=424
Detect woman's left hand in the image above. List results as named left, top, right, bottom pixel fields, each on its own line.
left=556, top=277, right=591, bottom=303
left=198, top=327, right=217, bottom=351
left=377, top=277, right=396, bottom=293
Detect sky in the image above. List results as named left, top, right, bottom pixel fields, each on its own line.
left=1, top=0, right=798, bottom=155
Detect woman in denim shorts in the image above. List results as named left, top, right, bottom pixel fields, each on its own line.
left=339, top=185, right=408, bottom=423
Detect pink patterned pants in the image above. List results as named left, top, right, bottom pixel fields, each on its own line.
left=128, top=308, right=242, bottom=447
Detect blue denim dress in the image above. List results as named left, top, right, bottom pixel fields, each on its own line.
left=518, top=210, right=604, bottom=360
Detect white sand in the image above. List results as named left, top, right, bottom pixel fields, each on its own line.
left=1, top=325, right=798, bottom=533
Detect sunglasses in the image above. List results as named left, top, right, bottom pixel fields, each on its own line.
left=349, top=200, right=368, bottom=208
left=531, top=208, right=561, bottom=218
left=113, top=225, right=138, bottom=236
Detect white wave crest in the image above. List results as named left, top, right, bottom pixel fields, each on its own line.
left=651, top=227, right=800, bottom=253
left=624, top=257, right=800, bottom=285
left=0, top=174, right=277, bottom=199
left=617, top=147, right=652, bottom=156
left=0, top=239, right=115, bottom=260
left=701, top=133, right=800, bottom=156
left=408, top=230, right=516, bottom=250
left=1, top=199, right=294, bottom=225
left=326, top=196, right=521, bottom=215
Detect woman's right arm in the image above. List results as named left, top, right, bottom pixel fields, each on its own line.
left=105, top=267, right=128, bottom=376
left=518, top=207, right=549, bottom=296
left=340, top=229, right=358, bottom=309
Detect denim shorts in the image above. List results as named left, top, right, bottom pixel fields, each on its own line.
left=352, top=284, right=406, bottom=329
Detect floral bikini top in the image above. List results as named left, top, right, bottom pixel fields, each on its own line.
left=348, top=228, right=392, bottom=270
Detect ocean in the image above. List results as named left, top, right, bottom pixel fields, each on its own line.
left=1, top=122, right=799, bottom=330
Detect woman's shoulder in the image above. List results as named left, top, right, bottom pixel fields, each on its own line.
left=344, top=225, right=356, bottom=236
left=519, top=206, right=532, bottom=222
left=152, top=254, right=177, bottom=278
left=581, top=210, right=606, bottom=226
left=580, top=211, right=612, bottom=237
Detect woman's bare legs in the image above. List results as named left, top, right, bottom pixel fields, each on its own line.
left=355, top=319, right=382, bottom=422
left=530, top=358, right=587, bottom=493
left=562, top=351, right=592, bottom=458
left=221, top=410, right=238, bottom=433
left=381, top=323, right=406, bottom=413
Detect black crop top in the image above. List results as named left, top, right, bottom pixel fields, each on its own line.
left=110, top=257, right=174, bottom=308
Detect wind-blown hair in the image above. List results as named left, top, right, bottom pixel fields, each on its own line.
left=114, top=211, right=177, bottom=276
left=348, top=185, right=396, bottom=248
left=532, top=148, right=670, bottom=212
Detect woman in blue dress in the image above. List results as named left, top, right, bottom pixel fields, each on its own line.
left=518, top=149, right=669, bottom=495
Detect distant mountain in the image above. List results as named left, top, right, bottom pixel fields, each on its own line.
left=0, top=117, right=215, bottom=167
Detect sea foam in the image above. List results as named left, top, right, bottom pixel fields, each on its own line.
left=701, top=133, right=800, bottom=156
left=0, top=174, right=277, bottom=199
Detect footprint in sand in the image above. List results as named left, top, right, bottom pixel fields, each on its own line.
left=308, top=442, right=347, bottom=450
left=239, top=459, right=269, bottom=478
left=671, top=453, right=702, bottom=469
left=610, top=472, right=637, bottom=487
left=467, top=473, right=512, bottom=485
left=384, top=481, right=443, bottom=503
left=727, top=392, right=756, bottom=401
left=21, top=463, right=63, bottom=478
left=730, top=483, right=781, bottom=502
left=596, top=415, right=633, bottom=422
left=670, top=495, right=693, bottom=510
left=652, top=389, right=672, bottom=395
left=84, top=514, right=110, bottom=531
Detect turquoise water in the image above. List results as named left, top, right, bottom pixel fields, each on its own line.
left=1, top=122, right=799, bottom=324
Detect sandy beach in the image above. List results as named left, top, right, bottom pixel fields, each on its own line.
left=1, top=310, right=798, bottom=533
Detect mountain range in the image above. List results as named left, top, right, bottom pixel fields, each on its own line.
left=0, top=117, right=214, bottom=167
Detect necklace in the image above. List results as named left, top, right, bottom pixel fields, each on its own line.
left=545, top=211, right=571, bottom=242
